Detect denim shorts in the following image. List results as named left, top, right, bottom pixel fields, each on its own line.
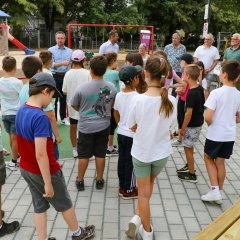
left=2, top=115, right=16, bottom=134
left=132, top=157, right=168, bottom=178
left=20, top=168, right=72, bottom=213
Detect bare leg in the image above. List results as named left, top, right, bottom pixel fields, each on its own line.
left=34, top=212, right=47, bottom=240
left=184, top=147, right=194, bottom=174
left=95, top=157, right=105, bottom=180
left=108, top=135, right=114, bottom=148
left=10, top=134, right=18, bottom=160
left=205, top=88, right=210, bottom=100
left=77, top=159, right=89, bottom=181
left=204, top=153, right=218, bottom=186
left=62, top=207, right=79, bottom=231
left=70, top=124, right=77, bottom=148
left=215, top=157, right=226, bottom=190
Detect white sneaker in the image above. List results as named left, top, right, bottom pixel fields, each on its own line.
left=125, top=215, right=141, bottom=239
left=60, top=118, right=70, bottom=126
left=201, top=190, right=222, bottom=204
left=72, top=149, right=78, bottom=158
left=6, top=161, right=18, bottom=171
left=171, top=139, right=184, bottom=147
left=139, top=224, right=153, bottom=240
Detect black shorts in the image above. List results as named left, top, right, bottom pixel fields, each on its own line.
left=69, top=117, right=78, bottom=125
left=77, top=127, right=110, bottom=158
left=204, top=139, right=234, bottom=159
left=177, top=98, right=185, bottom=129
left=110, top=109, right=117, bottom=135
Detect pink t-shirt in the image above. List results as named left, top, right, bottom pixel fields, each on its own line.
left=178, top=72, right=189, bottom=101
left=165, top=70, right=177, bottom=89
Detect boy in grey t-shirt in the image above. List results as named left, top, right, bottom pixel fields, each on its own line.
left=71, top=56, right=117, bottom=191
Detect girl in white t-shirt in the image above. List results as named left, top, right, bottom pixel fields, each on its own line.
left=125, top=58, right=177, bottom=240
left=62, top=50, right=91, bottom=158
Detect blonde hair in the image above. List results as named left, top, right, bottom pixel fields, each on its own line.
left=145, top=58, right=174, bottom=117
left=184, top=64, right=200, bottom=81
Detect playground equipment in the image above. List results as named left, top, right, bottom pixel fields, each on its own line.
left=67, top=23, right=154, bottom=53
left=0, top=10, right=35, bottom=55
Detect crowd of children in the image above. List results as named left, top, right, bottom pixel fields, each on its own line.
left=0, top=42, right=239, bottom=240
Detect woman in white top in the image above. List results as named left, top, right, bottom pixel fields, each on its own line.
left=138, top=43, right=150, bottom=67
left=126, top=58, right=177, bottom=240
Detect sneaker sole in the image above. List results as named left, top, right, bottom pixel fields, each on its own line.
left=125, top=222, right=136, bottom=238
left=6, top=166, right=18, bottom=171
left=201, top=198, right=222, bottom=204
left=81, top=229, right=95, bottom=240
left=122, top=195, right=138, bottom=200
left=177, top=169, right=196, bottom=173
left=178, top=177, right=197, bottom=183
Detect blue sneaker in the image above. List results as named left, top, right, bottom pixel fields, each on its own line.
left=24, top=48, right=35, bottom=55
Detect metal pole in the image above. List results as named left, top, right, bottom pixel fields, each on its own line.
left=207, top=0, right=211, bottom=28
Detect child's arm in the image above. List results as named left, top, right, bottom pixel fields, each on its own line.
left=113, top=109, right=120, bottom=124
left=35, top=137, right=54, bottom=198
left=45, top=110, right=62, bottom=144
left=236, top=112, right=240, bottom=123
left=180, top=108, right=193, bottom=137
left=205, top=108, right=214, bottom=126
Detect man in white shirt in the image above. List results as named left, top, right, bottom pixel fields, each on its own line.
left=194, top=33, right=220, bottom=99
left=99, top=31, right=119, bottom=55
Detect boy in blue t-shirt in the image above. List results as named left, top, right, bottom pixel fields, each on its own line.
left=16, top=72, right=95, bottom=240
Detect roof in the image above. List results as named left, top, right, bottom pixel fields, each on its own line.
left=0, top=10, right=10, bottom=18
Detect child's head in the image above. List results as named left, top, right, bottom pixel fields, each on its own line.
left=221, top=60, right=240, bottom=82
left=85, top=51, right=94, bottom=61
left=90, top=56, right=107, bottom=77
left=71, top=50, right=85, bottom=68
left=125, top=53, right=143, bottom=67
left=39, top=51, right=52, bottom=68
left=105, top=52, right=118, bottom=69
left=2, top=56, right=16, bottom=72
left=29, top=72, right=62, bottom=107
left=179, top=53, right=194, bottom=70
left=119, top=65, right=142, bottom=88
left=22, top=56, right=43, bottom=79
left=196, top=61, right=205, bottom=73
left=184, top=64, right=200, bottom=83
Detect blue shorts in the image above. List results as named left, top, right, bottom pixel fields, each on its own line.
left=2, top=115, right=16, bottom=134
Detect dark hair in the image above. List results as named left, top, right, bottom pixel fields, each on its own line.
left=126, top=53, right=143, bottom=67
left=145, top=58, right=174, bottom=117
left=90, top=56, right=107, bottom=76
left=29, top=78, right=55, bottom=96
left=105, top=52, right=118, bottom=66
left=22, top=56, right=43, bottom=79
left=71, top=60, right=84, bottom=68
left=153, top=50, right=173, bottom=79
left=196, top=61, right=205, bottom=72
left=2, top=56, right=16, bottom=72
left=108, top=30, right=118, bottom=38
left=184, top=64, right=200, bottom=81
left=39, top=51, right=52, bottom=66
left=222, top=60, right=240, bottom=81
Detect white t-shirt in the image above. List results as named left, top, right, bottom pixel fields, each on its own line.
left=114, top=91, right=138, bottom=138
left=0, top=77, right=23, bottom=115
left=62, top=68, right=91, bottom=120
left=194, top=45, right=220, bottom=74
left=127, top=94, right=177, bottom=162
left=205, top=86, right=240, bottom=141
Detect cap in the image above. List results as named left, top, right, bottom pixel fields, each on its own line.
left=178, top=53, right=194, bottom=64
left=119, top=65, right=142, bottom=84
left=30, top=72, right=63, bottom=97
left=71, top=50, right=85, bottom=62
left=85, top=51, right=94, bottom=59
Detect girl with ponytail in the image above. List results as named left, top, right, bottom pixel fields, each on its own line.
left=125, top=58, right=177, bottom=240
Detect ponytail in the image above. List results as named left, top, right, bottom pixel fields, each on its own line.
left=160, top=87, right=173, bottom=117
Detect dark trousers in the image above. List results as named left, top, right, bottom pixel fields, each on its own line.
left=177, top=98, right=185, bottom=129
left=117, top=134, right=136, bottom=190
left=171, top=71, right=182, bottom=97
left=53, top=74, right=66, bottom=120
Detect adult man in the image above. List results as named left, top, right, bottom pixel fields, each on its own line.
left=48, top=31, right=72, bottom=125
left=223, top=33, right=240, bottom=90
left=164, top=32, right=186, bottom=97
left=194, top=33, right=220, bottom=99
left=99, top=30, right=119, bottom=55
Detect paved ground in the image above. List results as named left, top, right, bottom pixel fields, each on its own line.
left=1, top=123, right=240, bottom=240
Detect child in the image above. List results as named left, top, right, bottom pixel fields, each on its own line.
left=126, top=58, right=177, bottom=240
left=83, top=51, right=94, bottom=70
left=0, top=56, right=23, bottom=171
left=201, top=60, right=240, bottom=204
left=20, top=56, right=61, bottom=160
left=16, top=72, right=95, bottom=240
left=39, top=50, right=53, bottom=75
left=177, top=64, right=205, bottom=183
left=171, top=53, right=194, bottom=147
left=71, top=56, right=117, bottom=191
left=103, top=52, right=120, bottom=156
left=113, top=65, right=141, bottom=199
left=0, top=125, right=20, bottom=237
left=62, top=50, right=91, bottom=158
